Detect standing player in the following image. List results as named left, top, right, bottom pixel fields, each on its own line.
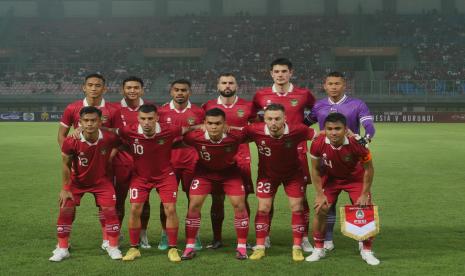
left=119, top=104, right=188, bottom=262
left=181, top=108, right=249, bottom=260
left=202, top=73, right=256, bottom=249
left=49, top=107, right=122, bottom=261
left=245, top=104, right=316, bottom=261
left=253, top=58, right=316, bottom=251
left=112, top=76, right=151, bottom=248
left=306, top=71, right=375, bottom=251
left=157, top=79, right=205, bottom=251
left=306, top=113, right=380, bottom=265
left=57, top=73, right=119, bottom=250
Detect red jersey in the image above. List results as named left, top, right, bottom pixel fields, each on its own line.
left=244, top=123, right=316, bottom=179
left=60, top=98, right=118, bottom=129
left=202, top=96, right=256, bottom=127
left=61, top=130, right=120, bottom=186
left=118, top=123, right=182, bottom=181
left=253, top=84, right=315, bottom=124
left=309, top=134, right=371, bottom=182
left=183, top=129, right=246, bottom=172
left=158, top=101, right=205, bottom=168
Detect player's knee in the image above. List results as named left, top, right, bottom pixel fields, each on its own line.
left=130, top=203, right=144, bottom=216
left=163, top=203, right=177, bottom=217
left=257, top=203, right=272, bottom=213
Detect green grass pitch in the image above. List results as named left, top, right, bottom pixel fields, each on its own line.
left=0, top=122, right=464, bottom=275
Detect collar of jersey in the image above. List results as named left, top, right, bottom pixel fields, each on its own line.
left=204, top=130, right=227, bottom=143
left=325, top=136, right=349, bottom=150
left=137, top=123, right=161, bottom=138
left=83, top=98, right=105, bottom=107
left=217, top=95, right=238, bottom=108
left=328, top=94, right=347, bottom=105
left=170, top=100, right=191, bottom=113
left=80, top=129, right=103, bottom=145
left=121, top=98, right=144, bottom=111
left=264, top=123, right=289, bottom=137
left=272, top=83, right=294, bottom=96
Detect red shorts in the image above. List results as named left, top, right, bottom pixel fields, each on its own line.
left=323, top=179, right=369, bottom=205
left=189, top=168, right=245, bottom=196
left=256, top=173, right=306, bottom=199
left=171, top=147, right=198, bottom=193
left=235, top=144, right=254, bottom=194
left=297, top=141, right=311, bottom=184
left=129, top=173, right=178, bottom=204
left=70, top=178, right=116, bottom=207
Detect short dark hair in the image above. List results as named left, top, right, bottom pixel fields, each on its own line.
left=324, top=112, right=347, bottom=126
left=79, top=106, right=102, bottom=118
left=270, top=58, right=293, bottom=71
left=123, top=76, right=144, bottom=87
left=217, top=73, right=236, bottom=81
left=264, top=103, right=285, bottom=113
left=326, top=71, right=345, bottom=80
left=205, top=108, right=226, bottom=119
left=139, top=104, right=157, bottom=114
left=171, top=79, right=191, bottom=88
left=84, top=73, right=106, bottom=84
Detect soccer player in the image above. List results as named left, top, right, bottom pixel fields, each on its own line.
left=202, top=73, right=256, bottom=249
left=306, top=71, right=375, bottom=251
left=112, top=76, right=151, bottom=248
left=157, top=79, right=205, bottom=250
left=306, top=112, right=380, bottom=266
left=252, top=58, right=316, bottom=251
left=246, top=104, right=316, bottom=262
left=49, top=106, right=122, bottom=262
left=119, top=104, right=188, bottom=262
left=57, top=73, right=119, bottom=250
left=181, top=108, right=249, bottom=260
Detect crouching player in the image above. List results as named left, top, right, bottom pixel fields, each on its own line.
left=50, top=106, right=122, bottom=261
left=181, top=108, right=249, bottom=260
left=306, top=112, right=380, bottom=265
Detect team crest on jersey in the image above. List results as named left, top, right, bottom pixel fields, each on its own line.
left=290, top=99, right=298, bottom=107
left=343, top=154, right=353, bottom=162
left=224, top=146, right=232, bottom=152
left=356, top=209, right=365, bottom=219
left=237, top=109, right=245, bottom=118
left=100, top=148, right=107, bottom=155
left=157, top=139, right=165, bottom=145
left=187, top=117, right=196, bottom=125
left=284, top=140, right=293, bottom=148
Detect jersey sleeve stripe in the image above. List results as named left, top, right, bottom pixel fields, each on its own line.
left=360, top=116, right=373, bottom=122
left=60, top=122, right=70, bottom=128
left=309, top=154, right=320, bottom=159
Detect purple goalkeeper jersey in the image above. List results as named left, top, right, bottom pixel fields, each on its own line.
left=307, top=94, right=375, bottom=137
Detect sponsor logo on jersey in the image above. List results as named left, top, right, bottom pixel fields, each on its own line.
left=356, top=209, right=365, bottom=219
left=237, top=109, right=245, bottom=118
left=157, top=139, right=165, bottom=145
left=284, top=140, right=293, bottom=148
left=187, top=117, right=196, bottom=125
left=290, top=99, right=299, bottom=107
left=344, top=154, right=353, bottom=162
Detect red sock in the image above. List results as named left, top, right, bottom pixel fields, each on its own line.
left=292, top=211, right=305, bottom=246
left=313, top=230, right=325, bottom=249
left=303, top=201, right=310, bottom=236
left=98, top=208, right=108, bottom=241
left=103, top=207, right=120, bottom=247
left=185, top=211, right=201, bottom=245
left=362, top=237, right=374, bottom=250
left=234, top=210, right=249, bottom=244
left=56, top=201, right=75, bottom=248
left=254, top=211, right=269, bottom=246
left=166, top=227, right=178, bottom=247
left=129, top=228, right=141, bottom=247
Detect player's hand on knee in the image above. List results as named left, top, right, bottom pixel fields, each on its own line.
left=59, top=189, right=74, bottom=208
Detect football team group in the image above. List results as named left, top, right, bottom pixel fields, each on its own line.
left=49, top=58, right=380, bottom=266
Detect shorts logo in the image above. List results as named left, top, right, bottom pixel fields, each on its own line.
left=173, top=192, right=177, bottom=198
left=261, top=140, right=266, bottom=146
left=237, top=109, right=245, bottom=118
left=187, top=117, right=196, bottom=125
left=202, top=146, right=206, bottom=151
left=356, top=210, right=365, bottom=219
left=167, top=117, right=172, bottom=123
left=134, top=139, right=139, bottom=144
left=158, top=139, right=165, bottom=145
left=266, top=100, right=271, bottom=105
left=290, top=99, right=298, bottom=107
